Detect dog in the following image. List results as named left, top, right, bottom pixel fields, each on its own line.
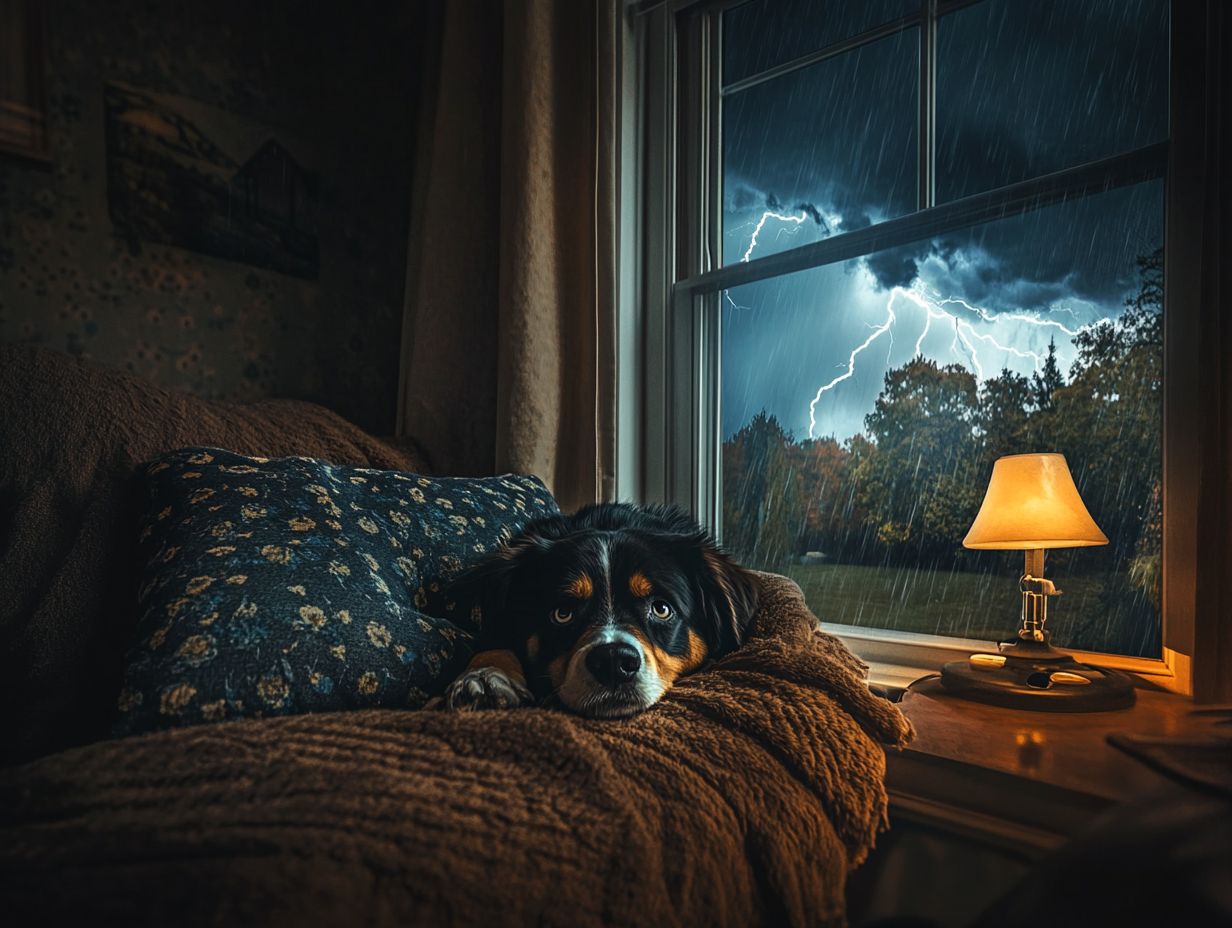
left=442, top=502, right=759, bottom=718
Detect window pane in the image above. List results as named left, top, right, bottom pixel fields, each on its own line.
left=720, top=181, right=1163, bottom=657
left=723, top=0, right=918, bottom=87
left=723, top=28, right=918, bottom=266
left=936, top=0, right=1169, bottom=202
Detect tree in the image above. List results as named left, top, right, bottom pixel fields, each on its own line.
left=1047, top=248, right=1163, bottom=654
left=979, top=368, right=1035, bottom=457
left=790, top=436, right=855, bottom=556
left=1054, top=247, right=1162, bottom=557
left=1121, top=247, right=1163, bottom=348
left=919, top=471, right=984, bottom=563
left=1031, top=337, right=1064, bottom=413
left=864, top=358, right=979, bottom=456
left=721, top=411, right=805, bottom=569
left=857, top=359, right=981, bottom=561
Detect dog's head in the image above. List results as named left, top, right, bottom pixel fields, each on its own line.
left=451, top=503, right=759, bottom=718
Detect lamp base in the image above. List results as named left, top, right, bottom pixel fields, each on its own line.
left=940, top=652, right=1137, bottom=712
left=994, top=636, right=1072, bottom=662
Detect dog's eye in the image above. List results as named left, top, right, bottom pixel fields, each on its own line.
left=650, top=600, right=674, bottom=621
left=551, top=607, right=573, bottom=625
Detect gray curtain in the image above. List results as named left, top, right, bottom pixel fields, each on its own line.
left=397, top=0, right=618, bottom=512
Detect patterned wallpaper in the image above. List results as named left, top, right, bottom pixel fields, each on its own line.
left=0, top=0, right=420, bottom=433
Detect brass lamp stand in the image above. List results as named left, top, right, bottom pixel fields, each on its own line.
left=1006, top=548, right=1067, bottom=660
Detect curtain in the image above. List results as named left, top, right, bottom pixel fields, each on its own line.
left=397, top=0, right=618, bottom=513
left=1192, top=0, right=1231, bottom=703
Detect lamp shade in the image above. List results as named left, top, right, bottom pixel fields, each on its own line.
left=963, top=453, right=1109, bottom=550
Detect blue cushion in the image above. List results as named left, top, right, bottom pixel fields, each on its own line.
left=113, top=448, right=558, bottom=735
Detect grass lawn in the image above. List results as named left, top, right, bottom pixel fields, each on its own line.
left=780, top=561, right=1110, bottom=646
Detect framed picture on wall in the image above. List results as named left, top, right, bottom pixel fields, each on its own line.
left=0, top=0, right=50, bottom=162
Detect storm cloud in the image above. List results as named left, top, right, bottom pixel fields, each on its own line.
left=722, top=0, right=1167, bottom=308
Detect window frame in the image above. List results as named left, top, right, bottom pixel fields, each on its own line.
left=618, top=0, right=1207, bottom=694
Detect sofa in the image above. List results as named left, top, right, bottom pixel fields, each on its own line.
left=0, top=345, right=911, bottom=927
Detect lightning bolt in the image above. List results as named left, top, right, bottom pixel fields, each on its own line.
left=807, top=294, right=897, bottom=438
left=741, top=211, right=807, bottom=263
left=935, top=296, right=1082, bottom=338
left=805, top=285, right=1079, bottom=437
left=733, top=209, right=1101, bottom=440
left=723, top=290, right=749, bottom=311
left=913, top=311, right=932, bottom=357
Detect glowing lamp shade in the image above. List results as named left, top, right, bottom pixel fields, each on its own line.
left=963, top=453, right=1108, bottom=550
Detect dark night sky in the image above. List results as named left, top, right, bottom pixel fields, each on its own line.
left=720, top=0, right=1169, bottom=441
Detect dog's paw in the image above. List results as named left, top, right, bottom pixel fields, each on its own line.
left=443, top=667, right=535, bottom=711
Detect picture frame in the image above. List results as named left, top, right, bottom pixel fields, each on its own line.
left=0, top=0, right=50, bottom=163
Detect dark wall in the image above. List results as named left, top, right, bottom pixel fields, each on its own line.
left=0, top=0, right=421, bottom=433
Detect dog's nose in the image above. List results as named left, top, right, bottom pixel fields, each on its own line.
left=585, top=642, right=642, bottom=687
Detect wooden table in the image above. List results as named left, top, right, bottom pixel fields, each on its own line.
left=850, top=679, right=1227, bottom=926
left=885, top=677, right=1221, bottom=855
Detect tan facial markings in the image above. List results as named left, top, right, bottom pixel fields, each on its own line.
left=466, top=648, right=528, bottom=687
left=627, top=627, right=709, bottom=688
left=628, top=571, right=653, bottom=598
left=566, top=573, right=594, bottom=600
left=525, top=633, right=540, bottom=661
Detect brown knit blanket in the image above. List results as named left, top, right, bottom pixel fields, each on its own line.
left=0, top=572, right=911, bottom=928
left=0, top=346, right=912, bottom=926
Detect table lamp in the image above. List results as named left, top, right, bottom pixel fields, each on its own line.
left=939, top=453, right=1136, bottom=711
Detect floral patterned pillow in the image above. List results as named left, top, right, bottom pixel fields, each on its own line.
left=113, top=448, right=558, bottom=736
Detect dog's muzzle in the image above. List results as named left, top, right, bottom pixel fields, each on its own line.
left=559, top=627, right=663, bottom=718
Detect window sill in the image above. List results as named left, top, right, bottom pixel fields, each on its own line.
left=827, top=620, right=1192, bottom=697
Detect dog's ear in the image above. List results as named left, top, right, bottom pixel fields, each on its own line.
left=446, top=531, right=551, bottom=634
left=694, top=542, right=760, bottom=654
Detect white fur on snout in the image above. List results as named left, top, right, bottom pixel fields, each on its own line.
left=559, top=626, right=665, bottom=717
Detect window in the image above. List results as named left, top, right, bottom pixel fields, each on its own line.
left=720, top=184, right=1163, bottom=656
left=624, top=0, right=1195, bottom=678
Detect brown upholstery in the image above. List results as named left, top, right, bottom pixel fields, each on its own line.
left=0, top=346, right=428, bottom=764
